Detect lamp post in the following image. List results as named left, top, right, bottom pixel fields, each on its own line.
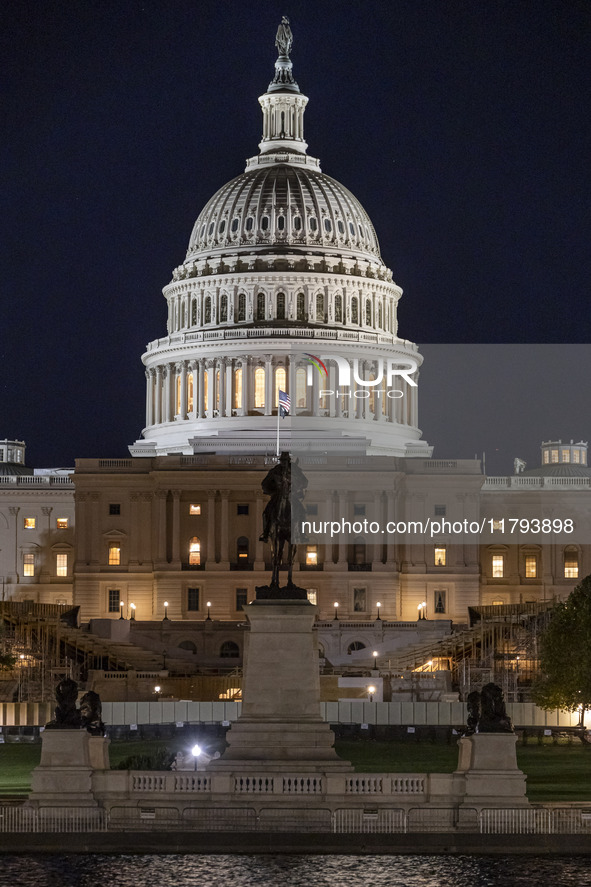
left=376, top=601, right=381, bottom=621
left=206, top=601, right=212, bottom=622
left=373, top=650, right=378, bottom=666
left=154, top=685, right=161, bottom=697
left=163, top=601, right=169, bottom=621
left=192, top=743, right=202, bottom=771
left=119, top=600, right=124, bottom=620
left=333, top=601, right=339, bottom=621
left=130, top=603, right=136, bottom=620
left=367, top=684, right=376, bottom=702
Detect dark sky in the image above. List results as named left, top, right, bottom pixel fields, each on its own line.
left=2, top=0, right=590, bottom=473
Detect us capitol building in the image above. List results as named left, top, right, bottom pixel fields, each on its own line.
left=0, top=26, right=588, bottom=674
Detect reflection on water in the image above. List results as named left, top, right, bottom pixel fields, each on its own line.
left=0, top=855, right=587, bottom=887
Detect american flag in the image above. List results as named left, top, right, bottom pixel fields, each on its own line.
left=278, top=390, right=291, bottom=418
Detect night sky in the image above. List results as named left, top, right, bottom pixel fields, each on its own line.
left=2, top=1, right=590, bottom=474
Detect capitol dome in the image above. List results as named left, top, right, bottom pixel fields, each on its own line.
left=130, top=21, right=431, bottom=460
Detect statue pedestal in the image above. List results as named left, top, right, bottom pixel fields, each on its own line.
left=29, top=730, right=108, bottom=808
left=211, top=600, right=350, bottom=772
left=455, top=733, right=528, bottom=806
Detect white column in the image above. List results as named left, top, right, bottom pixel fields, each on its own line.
left=190, top=361, right=198, bottom=420
left=242, top=356, right=250, bottom=414
left=154, top=367, right=163, bottom=425
left=218, top=360, right=226, bottom=417
left=198, top=359, right=206, bottom=418
left=179, top=362, right=187, bottom=419
left=206, top=361, right=214, bottom=419
left=225, top=359, right=233, bottom=417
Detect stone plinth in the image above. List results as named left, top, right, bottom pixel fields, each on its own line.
left=29, top=730, right=105, bottom=808
left=455, top=733, right=528, bottom=806
left=211, top=600, right=351, bottom=772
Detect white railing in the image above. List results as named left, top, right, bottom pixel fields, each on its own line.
left=392, top=776, right=425, bottom=794
left=346, top=777, right=383, bottom=794
left=131, top=774, right=167, bottom=792
left=0, top=806, right=106, bottom=832
left=234, top=775, right=274, bottom=793
left=282, top=776, right=323, bottom=794
left=173, top=775, right=211, bottom=792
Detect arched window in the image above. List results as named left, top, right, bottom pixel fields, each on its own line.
left=274, top=367, right=286, bottom=408
left=178, top=640, right=197, bottom=653
left=191, top=299, right=197, bottom=326
left=204, top=296, right=211, bottom=324
left=351, top=297, right=359, bottom=324
left=236, top=536, right=249, bottom=562
left=231, top=218, right=239, bottom=233
left=293, top=216, right=302, bottom=231
left=276, top=292, right=286, bottom=320
left=234, top=367, right=242, bottom=409
left=316, top=292, right=324, bottom=321
left=108, top=542, right=121, bottom=566
left=220, top=641, right=240, bottom=658
left=254, top=367, right=265, bottom=408
left=347, top=641, right=366, bottom=654
left=296, top=367, right=307, bottom=409
left=189, top=536, right=201, bottom=566
left=238, top=293, right=246, bottom=322
left=277, top=215, right=285, bottom=230
left=245, top=216, right=254, bottom=231
left=335, top=294, right=343, bottom=323
left=256, top=293, right=266, bottom=321
left=220, top=294, right=228, bottom=322
left=366, top=299, right=372, bottom=326
left=297, top=293, right=306, bottom=321
left=187, top=373, right=194, bottom=414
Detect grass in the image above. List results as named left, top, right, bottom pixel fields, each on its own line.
left=1, top=737, right=590, bottom=802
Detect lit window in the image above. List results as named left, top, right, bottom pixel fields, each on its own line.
left=543, top=450, right=549, bottom=464
left=57, top=518, right=68, bottom=529
left=561, top=449, right=570, bottom=462
left=353, top=587, right=367, bottom=612
left=187, top=372, right=194, bottom=413
left=491, top=599, right=505, bottom=606
left=564, top=550, right=579, bottom=579
left=254, top=367, right=265, bottom=408
left=551, top=449, right=559, bottom=463
left=189, top=504, right=201, bottom=515
left=108, top=589, right=120, bottom=613
left=306, top=588, right=317, bottom=606
left=573, top=450, right=580, bottom=464
left=189, top=537, right=201, bottom=566
left=56, top=554, right=68, bottom=577
left=492, top=555, right=504, bottom=578
left=582, top=449, right=587, bottom=465
left=274, top=367, right=286, bottom=408
left=236, top=588, right=248, bottom=611
left=204, top=370, right=209, bottom=412
left=234, top=367, right=243, bottom=409
left=306, top=545, right=318, bottom=566
left=176, top=374, right=181, bottom=414
left=492, top=519, right=503, bottom=531
left=108, top=543, right=121, bottom=566
left=434, top=546, right=446, bottom=566
left=24, top=518, right=35, bottom=530
left=525, top=555, right=537, bottom=578
left=187, top=588, right=200, bottom=611
left=23, top=554, right=34, bottom=577
left=434, top=590, right=446, bottom=614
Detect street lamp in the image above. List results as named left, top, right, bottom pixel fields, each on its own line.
left=154, top=685, right=161, bottom=696
left=130, top=603, right=136, bottom=620
left=206, top=601, right=212, bottom=621
left=192, top=743, right=202, bottom=771
left=119, top=601, right=124, bottom=620
left=373, top=650, right=378, bottom=666
left=163, top=601, right=169, bottom=621
left=367, top=685, right=376, bottom=702
left=333, top=601, right=339, bottom=621
left=376, top=601, right=381, bottom=620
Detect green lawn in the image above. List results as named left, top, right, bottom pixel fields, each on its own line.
left=1, top=737, right=590, bottom=803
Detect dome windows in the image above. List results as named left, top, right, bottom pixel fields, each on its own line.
left=238, top=293, right=246, bottom=322
left=335, top=294, right=343, bottom=323
left=277, top=215, right=285, bottom=231
left=200, top=224, right=206, bottom=239
left=324, top=218, right=332, bottom=233
left=256, top=293, right=266, bottom=321
left=337, top=220, right=345, bottom=235
left=309, top=217, right=318, bottom=232
left=204, top=297, right=212, bottom=324
left=231, top=218, right=239, bottom=233
left=261, top=216, right=269, bottom=231
left=220, top=294, right=228, bottom=323
left=219, top=220, right=226, bottom=235
left=351, top=297, right=359, bottom=325
left=293, top=216, right=302, bottom=231
left=254, top=367, right=265, bottom=408
left=349, top=222, right=355, bottom=236
left=316, top=293, right=325, bottom=321
left=245, top=217, right=254, bottom=232
left=208, top=222, right=215, bottom=236
left=297, top=293, right=306, bottom=321
left=191, top=299, right=197, bottom=326
left=276, top=292, right=286, bottom=320
left=366, top=300, right=372, bottom=326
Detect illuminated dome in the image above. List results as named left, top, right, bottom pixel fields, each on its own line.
left=130, top=21, right=431, bottom=460
left=186, top=164, right=382, bottom=265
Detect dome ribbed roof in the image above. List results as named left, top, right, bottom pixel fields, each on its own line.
left=523, top=464, right=591, bottom=478
left=186, top=164, right=381, bottom=264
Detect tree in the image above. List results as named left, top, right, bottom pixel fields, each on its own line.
left=532, top=574, right=591, bottom=735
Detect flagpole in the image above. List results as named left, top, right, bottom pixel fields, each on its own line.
left=276, top=404, right=280, bottom=456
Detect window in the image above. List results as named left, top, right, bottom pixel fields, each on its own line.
left=23, top=554, right=34, bottom=577
left=297, top=293, right=306, bottom=321
left=351, top=297, right=359, bottom=324
left=245, top=216, right=254, bottom=231
left=525, top=555, right=537, bottom=578
left=276, top=292, right=286, bottom=319
left=237, top=536, right=249, bottom=561
left=561, top=448, right=570, bottom=462
left=220, top=294, right=228, bottom=322
left=306, top=588, right=317, bottom=606
left=109, top=504, right=120, bottom=516
left=324, top=218, right=332, bottom=233
left=189, top=537, right=201, bottom=566
left=551, top=449, right=559, bottom=463
left=434, top=590, right=446, bottom=614
left=543, top=449, right=550, bottom=464
left=236, top=588, right=248, bottom=611
left=274, top=367, right=286, bottom=408
left=191, top=299, right=197, bottom=325
left=237, top=504, right=249, bottom=515
left=234, top=367, right=243, bottom=409
left=316, top=292, right=324, bottom=320
left=573, top=449, right=580, bottom=464
left=108, top=589, right=120, bottom=613
left=335, top=294, right=343, bottom=322
left=261, top=215, right=269, bottom=231
left=337, top=220, right=345, bottom=234
left=434, top=505, right=446, bottom=517
left=434, top=546, right=446, bottom=566
left=108, top=542, right=121, bottom=566
left=254, top=367, right=265, bottom=408
left=57, top=518, right=68, bottom=529
left=238, top=293, right=246, bottom=322
left=348, top=641, right=366, bottom=653
left=220, top=641, right=240, bottom=658
left=187, top=588, right=200, bottom=611
left=256, top=293, right=266, bottom=321
left=492, top=555, right=504, bottom=578
left=491, top=599, right=505, bottom=606
left=219, top=219, right=226, bottom=234
left=564, top=549, right=579, bottom=579
left=353, top=504, right=366, bottom=517
left=294, top=216, right=302, bottom=231
left=204, top=296, right=211, bottom=324
left=24, top=517, right=35, bottom=530
left=189, top=504, right=201, bottom=515
left=277, top=215, right=285, bottom=230
left=56, top=554, right=68, bottom=577
left=306, top=545, right=318, bottom=566
left=353, top=587, right=367, bottom=612
left=352, top=537, right=366, bottom=565
left=309, top=217, right=317, bottom=232
left=365, top=299, right=372, bottom=325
